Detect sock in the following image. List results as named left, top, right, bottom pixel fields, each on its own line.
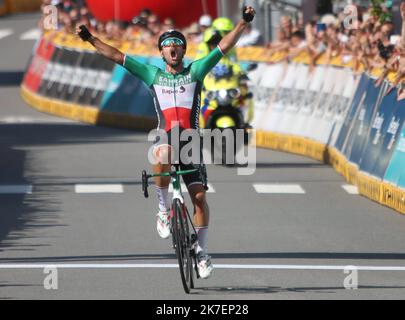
left=156, top=186, right=170, bottom=212
left=195, top=226, right=209, bottom=255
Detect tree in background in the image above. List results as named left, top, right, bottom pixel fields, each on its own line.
left=370, top=0, right=393, bottom=23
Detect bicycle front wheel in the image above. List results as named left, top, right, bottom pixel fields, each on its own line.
left=172, top=198, right=193, bottom=294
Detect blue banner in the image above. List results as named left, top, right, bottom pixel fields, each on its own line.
left=372, top=95, right=405, bottom=179
left=101, top=57, right=156, bottom=118
left=358, top=82, right=395, bottom=175
left=384, top=124, right=405, bottom=187
left=343, top=77, right=383, bottom=164
left=334, top=74, right=368, bottom=152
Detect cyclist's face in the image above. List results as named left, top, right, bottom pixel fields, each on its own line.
left=161, top=39, right=185, bottom=67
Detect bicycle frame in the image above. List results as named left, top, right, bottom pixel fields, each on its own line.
left=142, top=166, right=201, bottom=293
left=171, top=171, right=184, bottom=204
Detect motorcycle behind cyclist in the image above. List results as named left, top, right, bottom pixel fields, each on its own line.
left=198, top=25, right=255, bottom=165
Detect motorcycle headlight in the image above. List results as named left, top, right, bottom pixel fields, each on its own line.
left=218, top=89, right=228, bottom=99
left=217, top=89, right=231, bottom=105
left=228, top=88, right=241, bottom=99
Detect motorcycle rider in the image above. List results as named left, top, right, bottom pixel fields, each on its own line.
left=196, top=17, right=238, bottom=62
left=200, top=27, right=254, bottom=128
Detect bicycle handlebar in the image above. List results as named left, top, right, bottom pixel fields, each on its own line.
left=141, top=168, right=201, bottom=199
left=142, top=170, right=151, bottom=198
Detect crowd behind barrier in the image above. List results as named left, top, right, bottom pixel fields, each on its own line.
left=37, top=0, right=405, bottom=89
left=21, top=28, right=405, bottom=214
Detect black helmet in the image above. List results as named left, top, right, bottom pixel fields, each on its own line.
left=158, top=29, right=187, bottom=51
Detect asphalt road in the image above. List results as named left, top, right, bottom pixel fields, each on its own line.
left=1, top=13, right=405, bottom=301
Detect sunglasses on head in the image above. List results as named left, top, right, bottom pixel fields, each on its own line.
left=161, top=37, right=184, bottom=48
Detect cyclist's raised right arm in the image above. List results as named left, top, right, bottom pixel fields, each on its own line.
left=76, top=26, right=124, bottom=65
left=76, top=26, right=125, bottom=65
left=88, top=37, right=125, bottom=65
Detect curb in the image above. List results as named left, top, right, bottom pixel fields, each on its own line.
left=255, top=130, right=405, bottom=215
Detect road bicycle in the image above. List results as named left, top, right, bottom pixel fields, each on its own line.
left=142, top=165, right=207, bottom=293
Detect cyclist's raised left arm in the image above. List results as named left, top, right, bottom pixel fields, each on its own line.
left=218, top=6, right=256, bottom=54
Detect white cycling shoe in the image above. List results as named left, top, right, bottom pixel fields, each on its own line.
left=156, top=210, right=171, bottom=239
left=197, top=253, right=214, bottom=279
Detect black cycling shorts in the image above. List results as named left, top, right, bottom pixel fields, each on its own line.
left=152, top=128, right=207, bottom=188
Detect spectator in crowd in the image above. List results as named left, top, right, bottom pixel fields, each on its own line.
left=162, top=17, right=176, bottom=31
left=277, top=15, right=293, bottom=42
left=237, top=23, right=262, bottom=47
left=146, top=14, right=162, bottom=36
left=193, top=15, right=212, bottom=43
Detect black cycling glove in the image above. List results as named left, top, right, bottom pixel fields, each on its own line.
left=242, top=6, right=254, bottom=23
left=78, top=25, right=93, bottom=41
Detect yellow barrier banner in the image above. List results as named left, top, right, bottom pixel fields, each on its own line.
left=6, top=0, right=41, bottom=13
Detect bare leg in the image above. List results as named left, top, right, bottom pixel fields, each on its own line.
left=188, top=183, right=210, bottom=227
left=153, top=145, right=172, bottom=188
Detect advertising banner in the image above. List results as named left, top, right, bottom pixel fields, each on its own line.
left=346, top=79, right=384, bottom=165
left=77, top=53, right=109, bottom=106
left=255, top=64, right=286, bottom=131
left=46, top=48, right=72, bottom=99
left=372, top=95, right=405, bottom=179
left=66, top=51, right=93, bottom=102
left=299, top=65, right=326, bottom=138
left=23, top=37, right=55, bottom=93
left=47, top=49, right=81, bottom=100
left=312, top=66, right=341, bottom=143
left=248, top=63, right=268, bottom=128
left=101, top=57, right=156, bottom=118
left=279, top=64, right=310, bottom=135
left=328, top=71, right=358, bottom=147
left=58, top=49, right=81, bottom=102
left=384, top=124, right=405, bottom=188
left=334, top=73, right=369, bottom=152
left=62, top=51, right=86, bottom=102
left=262, top=63, right=298, bottom=132
left=358, top=82, right=395, bottom=175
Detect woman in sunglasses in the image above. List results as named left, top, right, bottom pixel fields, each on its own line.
left=76, top=6, right=256, bottom=280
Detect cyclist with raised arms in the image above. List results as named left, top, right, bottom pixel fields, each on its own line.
left=76, top=6, right=256, bottom=279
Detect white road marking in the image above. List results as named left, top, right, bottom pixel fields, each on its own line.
left=342, top=184, right=359, bottom=195
left=0, top=116, right=78, bottom=124
left=0, top=29, right=13, bottom=40
left=20, top=28, right=41, bottom=40
left=0, top=185, right=32, bottom=194
left=0, top=263, right=405, bottom=271
left=75, top=184, right=124, bottom=194
left=253, top=184, right=306, bottom=194
left=169, top=183, right=215, bottom=193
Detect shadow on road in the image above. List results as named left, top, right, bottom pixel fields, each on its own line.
left=194, top=284, right=405, bottom=295
left=0, top=122, right=145, bottom=250
left=0, top=71, right=24, bottom=87
left=2, top=251, right=405, bottom=263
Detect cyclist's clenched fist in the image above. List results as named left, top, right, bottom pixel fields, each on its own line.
left=242, top=6, right=256, bottom=23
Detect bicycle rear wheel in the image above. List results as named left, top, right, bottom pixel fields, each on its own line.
left=172, top=199, right=193, bottom=293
